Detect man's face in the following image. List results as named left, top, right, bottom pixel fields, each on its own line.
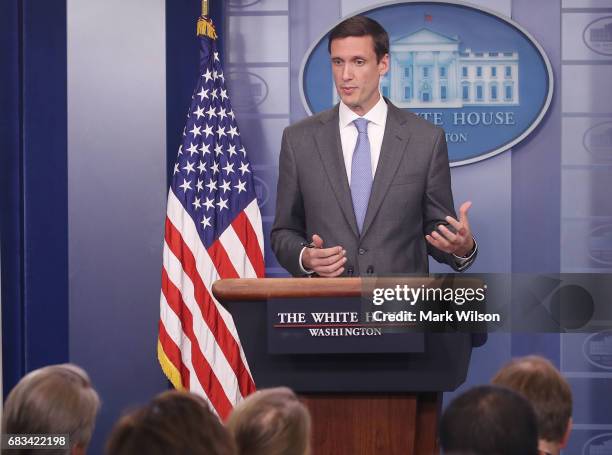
left=330, top=35, right=389, bottom=116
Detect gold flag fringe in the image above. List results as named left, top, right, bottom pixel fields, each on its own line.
left=197, top=16, right=217, bottom=39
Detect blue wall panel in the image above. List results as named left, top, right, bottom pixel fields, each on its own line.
left=21, top=0, right=69, bottom=372
left=1, top=0, right=69, bottom=396
left=0, top=0, right=24, bottom=397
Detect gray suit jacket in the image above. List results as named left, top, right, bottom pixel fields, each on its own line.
left=271, top=100, right=473, bottom=276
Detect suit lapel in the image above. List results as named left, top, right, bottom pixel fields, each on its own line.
left=360, top=102, right=411, bottom=238
left=314, top=107, right=360, bottom=238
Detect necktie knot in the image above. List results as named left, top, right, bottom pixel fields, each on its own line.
left=353, top=118, right=369, bottom=135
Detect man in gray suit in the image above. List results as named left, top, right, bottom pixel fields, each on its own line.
left=271, top=16, right=476, bottom=277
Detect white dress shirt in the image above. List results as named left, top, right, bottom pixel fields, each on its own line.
left=338, top=95, right=387, bottom=181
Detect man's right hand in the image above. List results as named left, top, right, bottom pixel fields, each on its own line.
left=301, top=234, right=346, bottom=277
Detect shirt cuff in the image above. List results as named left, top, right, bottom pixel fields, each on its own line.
left=453, top=237, right=478, bottom=269
left=298, top=246, right=315, bottom=275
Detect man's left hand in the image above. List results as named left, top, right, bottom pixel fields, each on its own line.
left=425, top=201, right=475, bottom=257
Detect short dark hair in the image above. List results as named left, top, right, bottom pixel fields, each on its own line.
left=328, top=16, right=389, bottom=62
left=106, top=390, right=236, bottom=455
left=492, top=355, right=572, bottom=443
left=440, top=385, right=539, bottom=455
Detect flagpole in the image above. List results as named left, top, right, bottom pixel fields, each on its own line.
left=201, top=0, right=209, bottom=18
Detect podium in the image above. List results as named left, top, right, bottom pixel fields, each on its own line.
left=213, top=278, right=473, bottom=455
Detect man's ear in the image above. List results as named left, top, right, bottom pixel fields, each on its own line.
left=379, top=53, right=390, bottom=76
left=560, top=417, right=573, bottom=448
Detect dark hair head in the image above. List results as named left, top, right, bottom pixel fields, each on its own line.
left=492, top=355, right=573, bottom=443
left=440, top=385, right=539, bottom=455
left=106, top=390, right=236, bottom=455
left=328, top=16, right=389, bottom=62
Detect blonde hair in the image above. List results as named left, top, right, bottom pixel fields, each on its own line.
left=227, top=387, right=311, bottom=455
left=2, top=364, right=100, bottom=454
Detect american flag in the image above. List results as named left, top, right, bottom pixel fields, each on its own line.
left=158, top=16, right=264, bottom=419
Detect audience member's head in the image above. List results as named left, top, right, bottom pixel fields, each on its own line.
left=2, top=363, right=100, bottom=455
left=440, top=385, right=539, bottom=455
left=226, top=387, right=311, bottom=455
left=106, top=390, right=235, bottom=455
left=492, top=355, right=573, bottom=455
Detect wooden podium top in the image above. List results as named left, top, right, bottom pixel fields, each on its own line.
left=212, top=278, right=363, bottom=301
left=211, top=276, right=480, bottom=301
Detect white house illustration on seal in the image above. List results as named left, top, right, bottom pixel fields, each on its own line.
left=333, top=28, right=520, bottom=108
left=383, top=28, right=519, bottom=108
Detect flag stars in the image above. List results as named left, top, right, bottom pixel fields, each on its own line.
left=203, top=125, right=214, bottom=138
left=205, top=179, right=217, bottom=193
left=235, top=179, right=246, bottom=194
left=193, top=106, right=205, bottom=120
left=203, top=69, right=213, bottom=83
left=217, top=198, right=229, bottom=211
left=196, top=87, right=209, bottom=101
left=192, top=197, right=202, bottom=210
left=178, top=145, right=183, bottom=155
left=199, top=143, right=210, bottom=155
left=189, top=125, right=202, bottom=138
left=201, top=215, right=212, bottom=229
left=211, top=161, right=220, bottom=174
left=187, top=142, right=199, bottom=156
left=206, top=106, right=217, bottom=118
left=179, top=179, right=192, bottom=193
left=222, top=161, right=235, bottom=175
left=239, top=161, right=250, bottom=175
left=220, top=179, right=231, bottom=193
left=169, top=39, right=265, bottom=257
left=228, top=126, right=239, bottom=139
left=203, top=197, right=215, bottom=211
left=183, top=161, right=195, bottom=175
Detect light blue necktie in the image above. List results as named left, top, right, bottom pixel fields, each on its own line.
left=350, top=118, right=372, bottom=233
